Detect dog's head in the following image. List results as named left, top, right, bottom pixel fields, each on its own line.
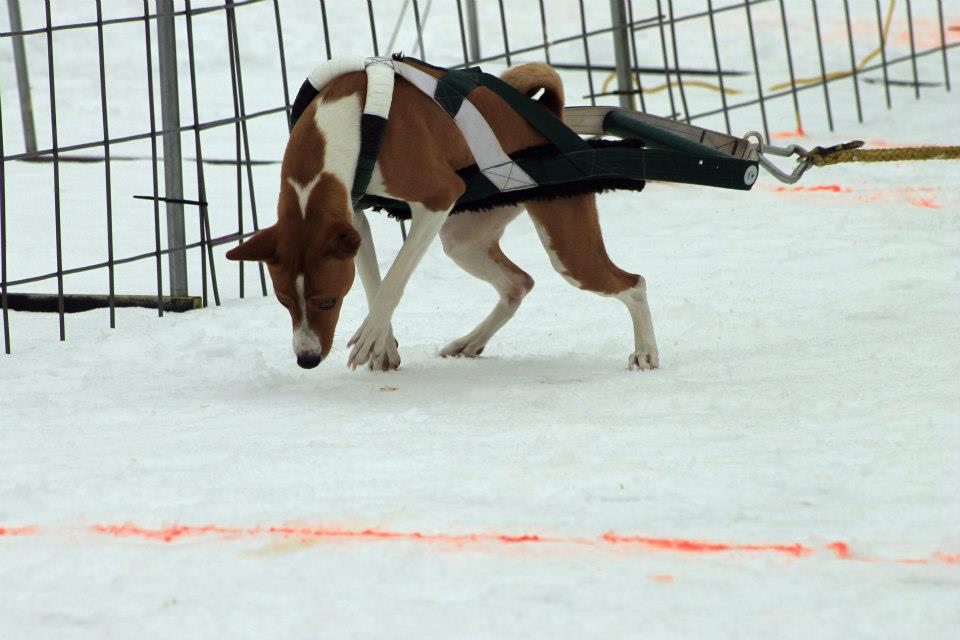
left=226, top=182, right=360, bottom=369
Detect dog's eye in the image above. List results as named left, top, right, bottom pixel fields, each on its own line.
left=312, top=298, right=337, bottom=310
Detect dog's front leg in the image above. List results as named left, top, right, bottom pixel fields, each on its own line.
left=351, top=209, right=400, bottom=370
left=348, top=203, right=449, bottom=370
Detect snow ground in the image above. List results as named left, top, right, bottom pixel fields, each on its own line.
left=2, top=2, right=960, bottom=638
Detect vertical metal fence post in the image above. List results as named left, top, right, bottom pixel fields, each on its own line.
left=1, top=88, right=9, bottom=353
left=654, top=0, right=677, bottom=117
left=94, top=0, right=116, bottom=328
left=43, top=0, right=65, bottom=341
left=6, top=0, right=37, bottom=153
left=608, top=0, right=634, bottom=110
left=812, top=0, right=835, bottom=129
left=536, top=0, right=551, bottom=65
left=842, top=0, right=864, bottom=123
left=744, top=0, right=769, bottom=142
left=706, top=0, right=730, bottom=133
left=873, top=0, right=891, bottom=110
left=157, top=0, right=188, bottom=296
left=936, top=0, right=950, bottom=91
left=624, top=0, right=646, bottom=113
left=454, top=0, right=471, bottom=66
left=666, top=1, right=690, bottom=122
left=495, top=0, right=510, bottom=66
left=465, top=0, right=480, bottom=63
left=225, top=0, right=267, bottom=296
left=904, top=0, right=920, bottom=100
left=143, top=0, right=165, bottom=318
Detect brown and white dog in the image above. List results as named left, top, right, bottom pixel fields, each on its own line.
left=226, top=59, right=658, bottom=371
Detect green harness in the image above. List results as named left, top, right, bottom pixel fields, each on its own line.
left=355, top=56, right=760, bottom=219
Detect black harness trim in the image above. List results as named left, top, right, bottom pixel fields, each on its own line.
left=290, top=55, right=760, bottom=220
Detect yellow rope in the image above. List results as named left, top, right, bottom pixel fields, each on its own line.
left=600, top=64, right=738, bottom=97
left=627, top=79, right=740, bottom=96
left=768, top=0, right=897, bottom=92
left=807, top=145, right=960, bottom=166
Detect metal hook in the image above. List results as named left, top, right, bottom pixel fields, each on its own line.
left=744, top=131, right=814, bottom=184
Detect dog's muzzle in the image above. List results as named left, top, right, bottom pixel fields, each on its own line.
left=297, top=353, right=323, bottom=369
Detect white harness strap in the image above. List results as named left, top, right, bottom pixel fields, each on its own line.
left=294, top=55, right=537, bottom=201
left=306, top=55, right=365, bottom=91
left=304, top=55, right=395, bottom=120
left=393, top=62, right=537, bottom=192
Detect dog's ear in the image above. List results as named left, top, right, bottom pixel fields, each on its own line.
left=226, top=226, right=278, bottom=262
left=325, top=222, right=361, bottom=259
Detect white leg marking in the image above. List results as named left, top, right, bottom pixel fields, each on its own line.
left=347, top=202, right=449, bottom=370
left=287, top=174, right=322, bottom=218
left=617, top=279, right=659, bottom=370
left=292, top=274, right=323, bottom=358
left=531, top=216, right=659, bottom=370
left=438, top=205, right=530, bottom=358
left=351, top=209, right=400, bottom=370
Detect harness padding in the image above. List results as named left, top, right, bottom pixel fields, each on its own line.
left=290, top=56, right=396, bottom=207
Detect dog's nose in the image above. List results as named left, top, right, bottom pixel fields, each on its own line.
left=297, top=353, right=323, bottom=369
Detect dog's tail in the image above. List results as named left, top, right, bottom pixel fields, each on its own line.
left=500, top=63, right=564, bottom=118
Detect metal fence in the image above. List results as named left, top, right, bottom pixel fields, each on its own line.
left=1, top=0, right=956, bottom=354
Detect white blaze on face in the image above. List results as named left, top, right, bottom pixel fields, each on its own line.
left=292, top=274, right=322, bottom=357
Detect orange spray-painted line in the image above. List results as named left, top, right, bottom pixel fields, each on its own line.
left=0, top=526, right=39, bottom=537
left=773, top=184, right=852, bottom=193
left=906, top=197, right=941, bottom=209
left=3, top=523, right=959, bottom=566
left=771, top=126, right=806, bottom=141
left=600, top=531, right=812, bottom=558
left=90, top=523, right=557, bottom=546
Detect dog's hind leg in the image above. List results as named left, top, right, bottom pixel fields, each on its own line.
left=525, top=194, right=659, bottom=370
left=438, top=204, right=533, bottom=357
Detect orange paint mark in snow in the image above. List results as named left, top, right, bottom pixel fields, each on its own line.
left=600, top=531, right=812, bottom=558
left=0, top=526, right=38, bottom=537
left=90, top=523, right=247, bottom=542
left=829, top=541, right=945, bottom=565
left=3, top=523, right=959, bottom=566
left=649, top=574, right=674, bottom=583
left=771, top=127, right=806, bottom=140
left=773, top=184, right=851, bottom=193
left=906, top=197, right=941, bottom=209
left=89, top=523, right=556, bottom=547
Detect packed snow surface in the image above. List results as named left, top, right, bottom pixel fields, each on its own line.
left=2, top=1, right=959, bottom=638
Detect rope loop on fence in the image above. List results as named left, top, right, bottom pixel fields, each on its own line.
left=602, top=0, right=899, bottom=98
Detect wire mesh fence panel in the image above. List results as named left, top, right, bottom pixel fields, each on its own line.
left=1, top=0, right=957, bottom=353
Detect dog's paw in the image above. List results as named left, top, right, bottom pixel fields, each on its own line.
left=628, top=349, right=659, bottom=371
left=439, top=334, right=486, bottom=358
left=368, top=333, right=401, bottom=371
left=347, top=320, right=398, bottom=371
